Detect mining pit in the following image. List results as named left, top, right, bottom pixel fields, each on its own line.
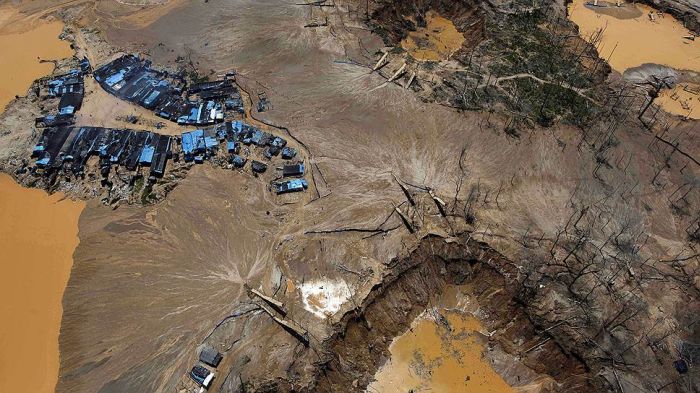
left=0, top=0, right=698, bottom=393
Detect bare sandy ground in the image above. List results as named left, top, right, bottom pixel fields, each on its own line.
left=75, top=77, right=194, bottom=135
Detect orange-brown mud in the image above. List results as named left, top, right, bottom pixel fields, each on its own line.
left=368, top=311, right=515, bottom=393
left=0, top=174, right=84, bottom=393
left=0, top=8, right=81, bottom=392
left=400, top=11, right=465, bottom=62
left=0, top=9, right=72, bottom=110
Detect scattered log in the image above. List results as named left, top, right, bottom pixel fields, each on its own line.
left=372, top=52, right=389, bottom=71
left=295, top=0, right=334, bottom=6
left=259, top=302, right=309, bottom=346
left=304, top=18, right=328, bottom=28
left=246, top=284, right=287, bottom=316
left=429, top=189, right=447, bottom=217
left=393, top=174, right=415, bottom=206
left=394, top=205, right=415, bottom=234
left=388, top=63, right=407, bottom=82
left=404, top=71, right=416, bottom=89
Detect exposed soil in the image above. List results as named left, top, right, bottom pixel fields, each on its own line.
left=0, top=1, right=698, bottom=393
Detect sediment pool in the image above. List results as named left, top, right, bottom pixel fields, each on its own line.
left=367, top=310, right=515, bottom=393
left=401, top=11, right=465, bottom=62
left=0, top=174, right=84, bottom=393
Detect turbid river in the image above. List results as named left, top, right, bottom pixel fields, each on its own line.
left=568, top=0, right=700, bottom=118
left=0, top=5, right=72, bottom=110
left=0, top=174, right=84, bottom=393
left=0, top=8, right=81, bottom=393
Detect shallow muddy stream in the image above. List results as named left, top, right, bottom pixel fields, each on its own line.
left=568, top=0, right=700, bottom=118
left=0, top=174, right=84, bottom=393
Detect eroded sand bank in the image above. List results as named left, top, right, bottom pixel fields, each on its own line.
left=0, top=10, right=72, bottom=110
left=0, top=174, right=84, bottom=393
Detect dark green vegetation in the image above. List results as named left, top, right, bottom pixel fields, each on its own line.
left=367, top=0, right=612, bottom=131
left=447, top=8, right=609, bottom=130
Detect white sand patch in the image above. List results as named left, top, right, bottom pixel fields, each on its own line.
left=300, top=280, right=353, bottom=319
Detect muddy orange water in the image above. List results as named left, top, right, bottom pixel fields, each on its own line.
left=655, top=82, right=700, bottom=119
left=368, top=310, right=515, bottom=393
left=568, top=0, right=700, bottom=117
left=568, top=0, right=700, bottom=72
left=401, top=11, right=465, bottom=62
left=0, top=14, right=72, bottom=110
left=0, top=174, right=84, bottom=393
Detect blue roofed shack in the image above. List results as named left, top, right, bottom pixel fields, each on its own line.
left=204, top=136, right=218, bottom=150
left=105, top=70, right=126, bottom=87
left=181, top=129, right=205, bottom=160
left=275, top=179, right=308, bottom=194
left=283, top=163, right=304, bottom=177
left=281, top=147, right=297, bottom=159
left=143, top=90, right=161, bottom=108
left=139, top=145, right=155, bottom=165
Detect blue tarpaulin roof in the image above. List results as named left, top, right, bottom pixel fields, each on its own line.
left=144, top=90, right=161, bottom=106
left=182, top=129, right=204, bottom=155
left=37, top=156, right=50, bottom=167
left=139, top=145, right=155, bottom=164
left=188, top=108, right=199, bottom=122
left=276, top=179, right=308, bottom=194
left=105, top=70, right=126, bottom=87
left=59, top=106, right=76, bottom=115
left=204, top=136, right=218, bottom=149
